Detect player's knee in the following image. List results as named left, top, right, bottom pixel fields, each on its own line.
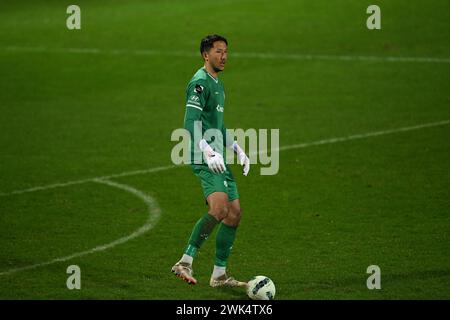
left=233, top=208, right=242, bottom=224
left=226, top=206, right=242, bottom=226
left=209, top=203, right=229, bottom=221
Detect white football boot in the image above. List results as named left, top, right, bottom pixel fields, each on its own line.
left=171, top=261, right=197, bottom=285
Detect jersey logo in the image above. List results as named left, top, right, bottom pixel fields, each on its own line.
left=194, top=84, right=204, bottom=94
left=216, top=104, right=224, bottom=112
left=189, top=95, right=200, bottom=102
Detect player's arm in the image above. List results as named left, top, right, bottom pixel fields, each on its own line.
left=184, top=81, right=207, bottom=138
left=184, top=81, right=225, bottom=174
left=222, top=126, right=250, bottom=176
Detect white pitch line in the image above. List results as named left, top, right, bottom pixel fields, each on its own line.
left=232, top=52, right=450, bottom=64
left=1, top=119, right=449, bottom=198
left=0, top=179, right=161, bottom=276
left=3, top=45, right=450, bottom=64
left=0, top=164, right=176, bottom=197
left=276, top=119, right=450, bottom=152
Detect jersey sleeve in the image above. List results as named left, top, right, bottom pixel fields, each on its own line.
left=183, top=80, right=209, bottom=140
left=186, top=81, right=208, bottom=112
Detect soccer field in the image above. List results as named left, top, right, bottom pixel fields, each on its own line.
left=1, top=0, right=449, bottom=300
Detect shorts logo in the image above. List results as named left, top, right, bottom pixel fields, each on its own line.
left=223, top=181, right=228, bottom=187
left=216, top=104, right=224, bottom=112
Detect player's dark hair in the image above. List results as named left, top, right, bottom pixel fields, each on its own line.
left=200, top=34, right=228, bottom=57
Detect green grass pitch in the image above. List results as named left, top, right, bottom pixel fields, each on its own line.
left=0, top=0, right=449, bottom=299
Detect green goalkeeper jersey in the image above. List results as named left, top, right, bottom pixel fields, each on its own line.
left=184, top=67, right=228, bottom=165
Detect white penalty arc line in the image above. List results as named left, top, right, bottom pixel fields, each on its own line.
left=1, top=119, right=449, bottom=198
left=0, top=165, right=175, bottom=197
left=0, top=179, right=161, bottom=276
left=3, top=46, right=450, bottom=64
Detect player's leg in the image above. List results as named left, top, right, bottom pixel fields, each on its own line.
left=171, top=167, right=228, bottom=284
left=215, top=198, right=241, bottom=272
left=171, top=192, right=228, bottom=284
left=210, top=170, right=247, bottom=288
left=222, top=198, right=241, bottom=226
left=182, top=191, right=229, bottom=260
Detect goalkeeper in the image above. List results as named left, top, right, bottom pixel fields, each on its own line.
left=171, top=34, right=250, bottom=288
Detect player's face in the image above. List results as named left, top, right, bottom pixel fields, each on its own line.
left=204, top=41, right=228, bottom=72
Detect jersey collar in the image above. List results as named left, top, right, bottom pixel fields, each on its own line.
left=203, top=67, right=219, bottom=84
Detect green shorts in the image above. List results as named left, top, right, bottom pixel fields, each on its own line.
left=192, top=164, right=239, bottom=202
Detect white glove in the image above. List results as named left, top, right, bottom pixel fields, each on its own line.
left=199, top=139, right=226, bottom=174
left=233, top=141, right=250, bottom=176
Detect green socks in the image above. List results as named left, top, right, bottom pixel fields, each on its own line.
left=183, top=214, right=238, bottom=268
left=214, top=223, right=237, bottom=267
left=184, top=213, right=219, bottom=257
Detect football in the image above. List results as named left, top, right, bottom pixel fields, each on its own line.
left=246, top=276, right=276, bottom=300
